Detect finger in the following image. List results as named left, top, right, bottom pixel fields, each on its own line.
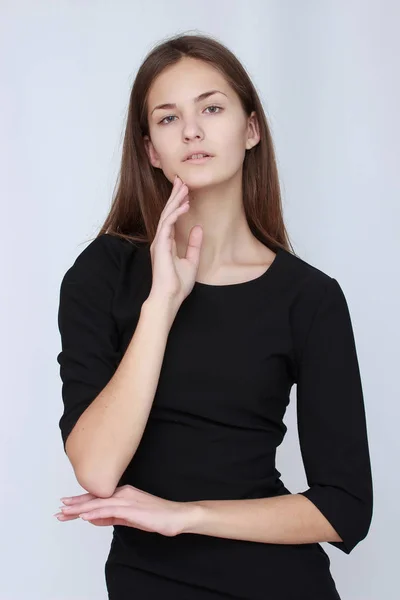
left=156, top=204, right=189, bottom=254
left=158, top=201, right=190, bottom=244
left=54, top=513, right=79, bottom=521
left=152, top=184, right=187, bottom=252
left=152, top=198, right=189, bottom=254
left=60, top=492, right=97, bottom=505
left=61, top=497, right=130, bottom=515
left=83, top=517, right=115, bottom=526
left=157, top=179, right=187, bottom=226
left=79, top=505, right=131, bottom=520
left=161, top=187, right=189, bottom=225
left=157, top=177, right=182, bottom=224
left=161, top=199, right=190, bottom=230
left=156, top=185, right=188, bottom=234
left=79, top=509, right=155, bottom=533
left=164, top=176, right=184, bottom=210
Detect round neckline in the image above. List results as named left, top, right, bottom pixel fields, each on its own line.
left=194, top=247, right=284, bottom=290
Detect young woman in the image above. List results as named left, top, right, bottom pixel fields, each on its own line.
left=55, top=33, right=373, bottom=600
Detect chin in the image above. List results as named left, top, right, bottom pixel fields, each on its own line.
left=179, top=167, right=221, bottom=185
left=183, top=176, right=218, bottom=191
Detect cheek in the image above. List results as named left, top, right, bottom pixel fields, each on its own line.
left=219, top=137, right=247, bottom=169
left=147, top=126, right=171, bottom=159
left=155, top=137, right=180, bottom=166
left=214, top=120, right=247, bottom=160
left=224, top=121, right=248, bottom=148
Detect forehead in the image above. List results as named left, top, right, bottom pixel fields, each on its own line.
left=147, top=58, right=231, bottom=108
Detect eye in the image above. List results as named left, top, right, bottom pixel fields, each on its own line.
left=158, top=105, right=223, bottom=125
left=204, top=105, right=222, bottom=114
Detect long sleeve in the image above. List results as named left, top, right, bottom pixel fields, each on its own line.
left=295, top=276, right=373, bottom=554
left=56, top=235, right=122, bottom=451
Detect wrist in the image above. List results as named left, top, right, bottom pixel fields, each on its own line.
left=142, top=294, right=181, bottom=323
left=178, top=501, right=207, bottom=535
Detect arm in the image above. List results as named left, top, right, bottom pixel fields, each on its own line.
left=57, top=236, right=179, bottom=498
left=293, top=276, right=373, bottom=553
left=65, top=296, right=178, bottom=498
left=181, top=277, right=373, bottom=553
left=181, top=494, right=342, bottom=544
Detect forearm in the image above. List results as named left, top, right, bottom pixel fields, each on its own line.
left=182, top=494, right=342, bottom=545
left=67, top=295, right=179, bottom=497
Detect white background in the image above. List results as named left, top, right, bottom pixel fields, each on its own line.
left=1, top=1, right=398, bottom=598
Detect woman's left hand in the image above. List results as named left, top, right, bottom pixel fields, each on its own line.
left=54, top=484, right=195, bottom=537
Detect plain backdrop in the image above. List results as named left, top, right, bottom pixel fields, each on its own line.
left=1, top=1, right=399, bottom=599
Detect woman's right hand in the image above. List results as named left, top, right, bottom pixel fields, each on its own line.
left=148, top=175, right=203, bottom=306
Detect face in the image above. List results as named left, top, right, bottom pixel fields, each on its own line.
left=144, top=57, right=260, bottom=189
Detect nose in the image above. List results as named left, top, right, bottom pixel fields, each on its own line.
left=182, top=119, right=204, bottom=143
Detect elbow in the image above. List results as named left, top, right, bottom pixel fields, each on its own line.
left=300, top=483, right=373, bottom=554
left=332, top=495, right=373, bottom=554
left=73, top=456, right=120, bottom=499
left=354, top=490, right=374, bottom=547
left=349, top=482, right=374, bottom=551
left=64, top=431, right=118, bottom=499
left=76, top=470, right=117, bottom=498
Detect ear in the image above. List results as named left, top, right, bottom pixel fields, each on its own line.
left=245, top=111, right=260, bottom=151
left=143, top=135, right=161, bottom=169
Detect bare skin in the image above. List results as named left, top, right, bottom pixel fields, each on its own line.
left=143, top=56, right=276, bottom=285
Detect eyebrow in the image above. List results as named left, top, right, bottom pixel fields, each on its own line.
left=150, top=89, right=227, bottom=115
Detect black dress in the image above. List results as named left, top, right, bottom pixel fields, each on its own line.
left=56, top=234, right=373, bottom=599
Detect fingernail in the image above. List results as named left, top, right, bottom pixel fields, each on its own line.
left=60, top=497, right=71, bottom=503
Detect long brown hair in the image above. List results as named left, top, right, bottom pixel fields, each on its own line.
left=87, top=33, right=295, bottom=254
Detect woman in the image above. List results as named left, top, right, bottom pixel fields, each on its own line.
left=54, top=33, right=373, bottom=599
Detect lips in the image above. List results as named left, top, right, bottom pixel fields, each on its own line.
left=183, top=152, right=214, bottom=161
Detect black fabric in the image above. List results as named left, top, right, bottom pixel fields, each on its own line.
left=57, top=233, right=373, bottom=599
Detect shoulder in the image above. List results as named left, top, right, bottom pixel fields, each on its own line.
left=280, top=247, right=332, bottom=286
left=280, top=247, right=339, bottom=297
left=62, top=233, right=141, bottom=281
left=58, top=234, right=148, bottom=306
left=279, top=248, right=348, bottom=324
left=279, top=250, right=355, bottom=370
left=70, top=233, right=137, bottom=268
left=58, top=234, right=148, bottom=317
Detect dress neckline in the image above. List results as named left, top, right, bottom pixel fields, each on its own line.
left=194, top=247, right=285, bottom=290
